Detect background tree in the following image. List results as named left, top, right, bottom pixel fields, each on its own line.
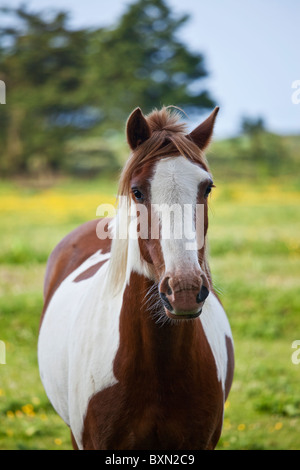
left=0, top=6, right=93, bottom=175
left=240, top=115, right=289, bottom=176
left=0, top=0, right=215, bottom=176
left=87, top=0, right=214, bottom=133
left=241, top=116, right=266, bottom=136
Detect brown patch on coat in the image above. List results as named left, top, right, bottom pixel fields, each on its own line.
left=73, top=259, right=109, bottom=283
left=225, top=335, right=235, bottom=401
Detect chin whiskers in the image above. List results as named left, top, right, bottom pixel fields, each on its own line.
left=142, top=283, right=168, bottom=326
left=142, top=283, right=159, bottom=309
left=153, top=307, right=172, bottom=327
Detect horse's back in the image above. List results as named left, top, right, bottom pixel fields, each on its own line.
left=40, top=218, right=111, bottom=326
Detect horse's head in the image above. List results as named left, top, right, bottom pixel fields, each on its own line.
left=112, top=106, right=219, bottom=321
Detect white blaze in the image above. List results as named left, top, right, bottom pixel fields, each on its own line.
left=150, top=156, right=210, bottom=273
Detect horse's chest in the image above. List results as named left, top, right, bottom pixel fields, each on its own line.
left=82, top=371, right=223, bottom=450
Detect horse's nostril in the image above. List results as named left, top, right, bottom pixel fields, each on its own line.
left=159, top=292, right=173, bottom=311
left=196, top=286, right=209, bottom=304
left=166, top=279, right=172, bottom=296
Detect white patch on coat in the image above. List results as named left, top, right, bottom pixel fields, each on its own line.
left=38, top=249, right=124, bottom=449
left=200, top=292, right=234, bottom=394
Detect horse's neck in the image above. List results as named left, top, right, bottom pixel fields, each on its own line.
left=114, top=272, right=202, bottom=380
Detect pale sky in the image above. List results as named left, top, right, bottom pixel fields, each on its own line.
left=2, top=0, right=300, bottom=137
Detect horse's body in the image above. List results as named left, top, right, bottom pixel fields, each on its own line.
left=38, top=107, right=234, bottom=450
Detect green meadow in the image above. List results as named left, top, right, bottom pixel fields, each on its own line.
left=0, top=171, right=299, bottom=450
left=0, top=0, right=299, bottom=451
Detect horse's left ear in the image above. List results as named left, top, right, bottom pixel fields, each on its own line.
left=126, top=107, right=152, bottom=150
left=187, top=107, right=219, bottom=150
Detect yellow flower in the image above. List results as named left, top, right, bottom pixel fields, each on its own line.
left=237, top=423, right=246, bottom=431
left=54, top=438, right=62, bottom=446
left=0, top=190, right=116, bottom=224
left=22, top=404, right=35, bottom=417
left=22, top=404, right=33, bottom=414
left=274, top=422, right=283, bottom=431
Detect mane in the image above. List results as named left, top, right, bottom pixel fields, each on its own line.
left=118, top=106, right=210, bottom=197
left=106, top=106, right=211, bottom=295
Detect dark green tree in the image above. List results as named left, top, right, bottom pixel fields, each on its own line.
left=239, top=115, right=289, bottom=177
left=87, top=0, right=215, bottom=132
left=241, top=116, right=266, bottom=136
left=0, top=6, right=91, bottom=174
left=0, top=0, right=215, bottom=175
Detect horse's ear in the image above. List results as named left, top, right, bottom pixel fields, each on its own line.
left=187, top=107, right=219, bottom=150
left=126, top=107, right=152, bottom=150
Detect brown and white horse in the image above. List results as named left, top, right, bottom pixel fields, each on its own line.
left=38, top=106, right=234, bottom=450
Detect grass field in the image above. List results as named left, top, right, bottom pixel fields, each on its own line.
left=0, top=174, right=299, bottom=450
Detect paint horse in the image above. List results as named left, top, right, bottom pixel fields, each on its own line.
left=38, top=106, right=234, bottom=450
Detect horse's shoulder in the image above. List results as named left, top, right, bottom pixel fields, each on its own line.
left=40, top=218, right=112, bottom=326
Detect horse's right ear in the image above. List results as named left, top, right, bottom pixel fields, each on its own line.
left=187, top=107, right=220, bottom=150
left=126, top=108, right=152, bottom=150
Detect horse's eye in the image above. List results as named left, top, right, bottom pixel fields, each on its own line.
left=132, top=189, right=144, bottom=201
left=204, top=184, right=214, bottom=199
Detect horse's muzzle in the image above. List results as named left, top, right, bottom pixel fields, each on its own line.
left=159, top=272, right=209, bottom=320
